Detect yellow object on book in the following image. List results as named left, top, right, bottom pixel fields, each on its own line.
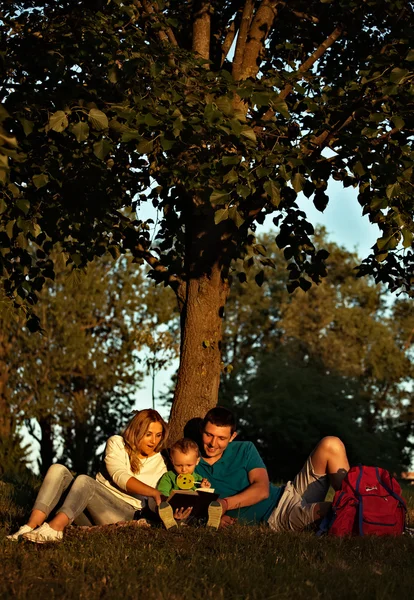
left=176, top=473, right=195, bottom=489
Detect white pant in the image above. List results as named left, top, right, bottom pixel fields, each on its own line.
left=33, top=464, right=138, bottom=525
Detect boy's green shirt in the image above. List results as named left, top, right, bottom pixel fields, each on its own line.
left=157, top=470, right=204, bottom=497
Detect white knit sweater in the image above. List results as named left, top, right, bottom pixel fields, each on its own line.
left=96, top=435, right=167, bottom=511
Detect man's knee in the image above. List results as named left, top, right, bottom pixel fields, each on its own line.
left=318, top=436, right=345, bottom=457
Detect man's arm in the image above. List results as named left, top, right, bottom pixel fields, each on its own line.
left=220, top=467, right=270, bottom=513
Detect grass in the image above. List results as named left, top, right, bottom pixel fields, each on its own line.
left=1, top=479, right=413, bottom=600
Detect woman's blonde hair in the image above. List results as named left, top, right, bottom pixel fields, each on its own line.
left=122, top=409, right=168, bottom=474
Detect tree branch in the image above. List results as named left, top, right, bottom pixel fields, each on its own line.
left=141, top=0, right=178, bottom=46
left=232, top=0, right=255, bottom=81
left=239, top=0, right=279, bottom=80
left=263, top=25, right=343, bottom=120
left=221, top=15, right=238, bottom=67
left=25, top=418, right=41, bottom=444
left=134, top=242, right=185, bottom=303
left=291, top=10, right=319, bottom=24
left=193, top=1, right=211, bottom=64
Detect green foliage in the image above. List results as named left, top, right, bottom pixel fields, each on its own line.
left=221, top=231, right=413, bottom=477
left=0, top=0, right=413, bottom=330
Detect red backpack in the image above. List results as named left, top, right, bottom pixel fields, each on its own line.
left=325, top=465, right=406, bottom=536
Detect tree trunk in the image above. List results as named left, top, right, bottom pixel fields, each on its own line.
left=0, top=335, right=13, bottom=439
left=168, top=263, right=229, bottom=442
left=0, top=362, right=12, bottom=440
left=38, top=415, right=55, bottom=475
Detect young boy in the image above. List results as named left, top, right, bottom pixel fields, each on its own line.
left=157, top=438, right=222, bottom=530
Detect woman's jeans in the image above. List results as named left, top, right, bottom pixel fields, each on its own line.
left=33, top=464, right=137, bottom=525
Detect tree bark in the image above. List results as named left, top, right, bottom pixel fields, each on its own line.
left=38, top=415, right=55, bottom=475
left=0, top=335, right=13, bottom=440
left=192, top=1, right=211, bottom=63
left=168, top=263, right=229, bottom=443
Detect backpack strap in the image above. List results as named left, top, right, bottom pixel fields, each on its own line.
left=316, top=505, right=335, bottom=536
left=355, top=464, right=364, bottom=536
left=375, top=467, right=407, bottom=509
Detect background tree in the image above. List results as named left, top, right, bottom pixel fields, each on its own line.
left=1, top=1, right=413, bottom=440
left=220, top=232, right=414, bottom=477
left=0, top=290, right=30, bottom=477
left=1, top=253, right=179, bottom=475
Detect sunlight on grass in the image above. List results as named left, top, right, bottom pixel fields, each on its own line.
left=1, top=481, right=413, bottom=599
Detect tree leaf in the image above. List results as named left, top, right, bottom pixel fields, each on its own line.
left=88, top=108, right=109, bottom=131
left=389, top=68, right=409, bottom=84
left=223, top=168, right=238, bottom=184
left=313, top=191, right=328, bottom=212
left=264, top=180, right=281, bottom=207
left=271, top=99, right=290, bottom=119
left=46, top=111, right=69, bottom=133
left=93, top=139, right=112, bottom=161
left=386, top=183, right=400, bottom=199
left=19, top=118, right=34, bottom=136
left=292, top=172, right=305, bottom=193
left=255, top=270, right=265, bottom=287
left=392, top=116, right=405, bottom=131
left=240, top=126, right=257, bottom=143
left=210, top=190, right=229, bottom=205
left=215, top=96, right=233, bottom=115
left=136, top=139, right=154, bottom=154
left=32, top=174, right=49, bottom=189
left=299, top=277, right=312, bottom=292
left=353, top=162, right=366, bottom=177
left=71, top=121, right=90, bottom=142
left=16, top=199, right=30, bottom=215
left=253, top=244, right=267, bottom=257
left=214, top=208, right=229, bottom=224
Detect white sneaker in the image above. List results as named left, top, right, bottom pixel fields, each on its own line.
left=207, top=501, right=223, bottom=530
left=23, top=523, right=63, bottom=544
left=6, top=524, right=34, bottom=541
left=158, top=502, right=178, bottom=530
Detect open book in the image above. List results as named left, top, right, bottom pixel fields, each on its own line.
left=167, top=489, right=219, bottom=519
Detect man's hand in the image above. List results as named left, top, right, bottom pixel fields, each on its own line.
left=218, top=498, right=229, bottom=514
left=220, top=515, right=236, bottom=528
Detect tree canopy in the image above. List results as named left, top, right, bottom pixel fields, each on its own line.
left=1, top=0, right=413, bottom=437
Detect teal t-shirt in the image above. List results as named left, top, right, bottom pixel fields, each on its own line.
left=157, top=470, right=204, bottom=497
left=195, top=441, right=283, bottom=524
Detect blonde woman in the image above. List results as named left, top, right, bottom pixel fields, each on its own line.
left=7, top=409, right=168, bottom=543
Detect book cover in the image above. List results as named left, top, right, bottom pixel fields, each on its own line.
left=167, top=489, right=219, bottom=519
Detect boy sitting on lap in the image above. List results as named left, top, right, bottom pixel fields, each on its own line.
left=157, top=438, right=222, bottom=530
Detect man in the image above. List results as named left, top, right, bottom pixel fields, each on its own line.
left=195, top=406, right=350, bottom=530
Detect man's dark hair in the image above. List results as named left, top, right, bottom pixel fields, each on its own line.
left=202, top=406, right=237, bottom=434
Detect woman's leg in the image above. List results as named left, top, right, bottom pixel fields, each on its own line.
left=27, top=464, right=75, bottom=528
left=48, top=476, right=137, bottom=531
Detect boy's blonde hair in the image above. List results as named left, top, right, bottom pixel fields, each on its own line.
left=169, top=437, right=200, bottom=459
left=123, top=409, right=168, bottom=473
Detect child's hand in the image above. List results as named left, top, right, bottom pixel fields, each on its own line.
left=200, top=478, right=211, bottom=488
left=173, top=506, right=193, bottom=520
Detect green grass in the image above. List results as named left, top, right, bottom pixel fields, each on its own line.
left=1, top=480, right=413, bottom=600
